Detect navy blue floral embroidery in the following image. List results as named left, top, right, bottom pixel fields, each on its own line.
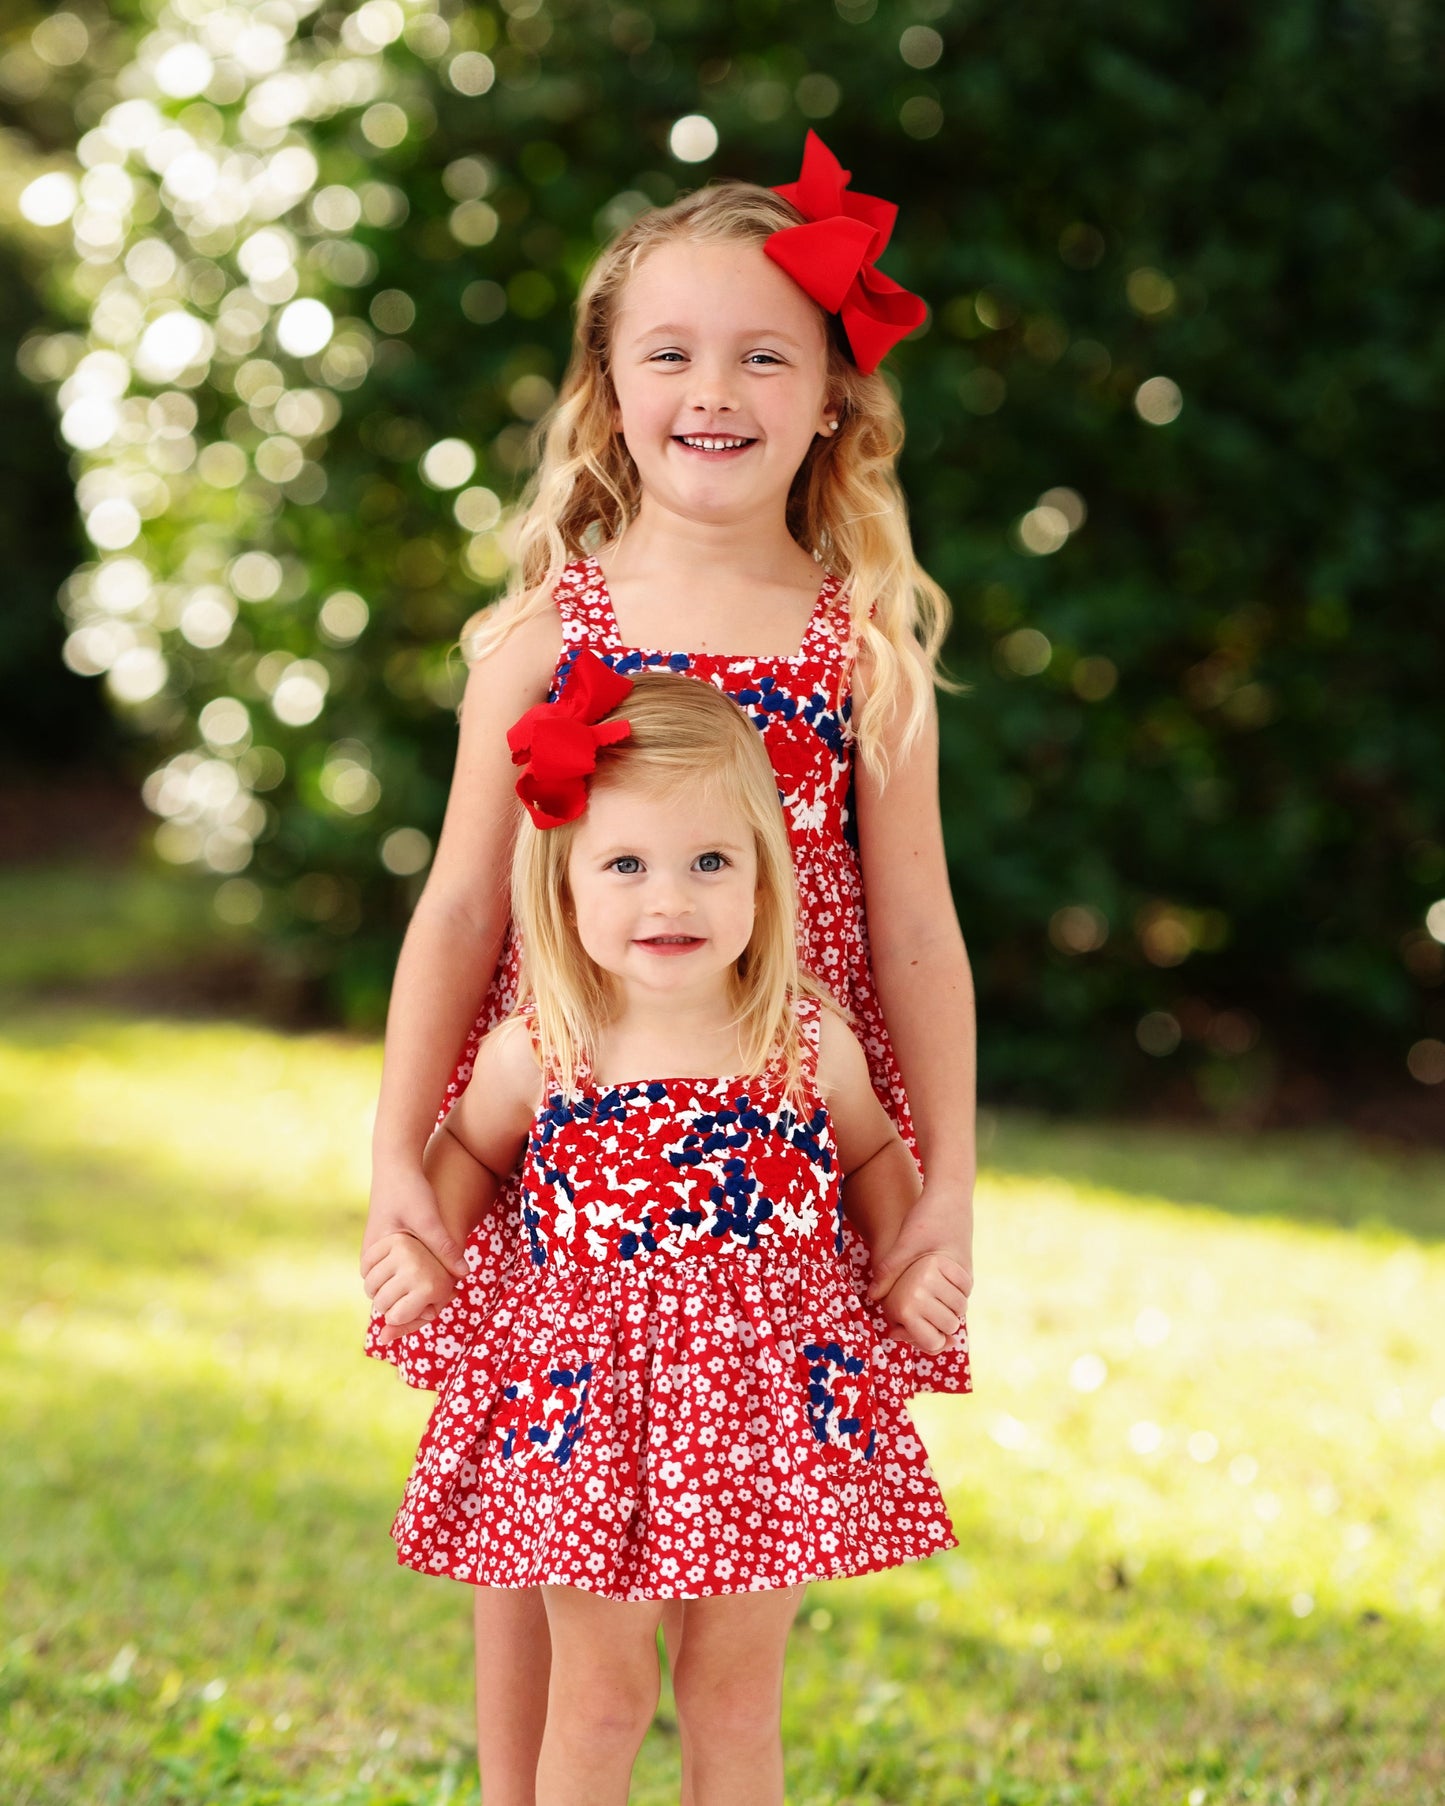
left=499, top=1359, right=592, bottom=1464
left=803, top=1341, right=876, bottom=1461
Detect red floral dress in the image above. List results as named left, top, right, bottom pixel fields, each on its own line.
left=366, top=555, right=972, bottom=1398
left=391, top=997, right=956, bottom=1598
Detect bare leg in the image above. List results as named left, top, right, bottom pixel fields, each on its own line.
left=536, top=1586, right=664, bottom=1806
left=473, top=1586, right=550, bottom=1806
left=671, top=1587, right=802, bottom=1806
left=659, top=1601, right=694, bottom=1806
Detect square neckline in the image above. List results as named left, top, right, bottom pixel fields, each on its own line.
left=581, top=554, right=841, bottom=666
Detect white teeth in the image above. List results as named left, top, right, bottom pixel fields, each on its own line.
left=680, top=436, right=749, bottom=451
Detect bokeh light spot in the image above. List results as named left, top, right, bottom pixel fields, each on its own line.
left=154, top=43, right=214, bottom=99
left=381, top=827, right=432, bottom=876
left=19, top=171, right=79, bottom=227
left=900, top=96, right=944, bottom=139
left=1135, top=376, right=1183, bottom=425
left=1016, top=505, right=1071, bottom=556
left=276, top=299, right=334, bottom=357
left=448, top=52, right=495, bottom=95
left=669, top=115, right=718, bottom=163
left=997, top=628, right=1051, bottom=676
left=318, top=591, right=369, bottom=645
left=899, top=26, right=944, bottom=67
left=420, top=438, right=477, bottom=490
left=1137, top=1011, right=1181, bottom=1056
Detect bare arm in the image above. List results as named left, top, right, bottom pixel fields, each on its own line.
left=365, top=1015, right=539, bottom=1341
left=818, top=1006, right=920, bottom=1259
left=361, top=609, right=561, bottom=1275
left=853, top=641, right=977, bottom=1278
left=819, top=1007, right=967, bottom=1354
left=423, top=1015, right=539, bottom=1238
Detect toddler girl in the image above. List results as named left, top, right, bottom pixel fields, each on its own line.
left=364, top=669, right=964, bottom=1805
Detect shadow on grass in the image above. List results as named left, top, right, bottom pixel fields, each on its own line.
left=983, top=1109, right=1445, bottom=1245
left=6, top=1359, right=1443, bottom=1805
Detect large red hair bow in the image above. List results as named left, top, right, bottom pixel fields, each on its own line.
left=765, top=131, right=927, bottom=375
left=507, top=650, right=633, bottom=829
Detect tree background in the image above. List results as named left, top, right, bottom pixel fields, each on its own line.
left=2, top=0, right=1442, bottom=1128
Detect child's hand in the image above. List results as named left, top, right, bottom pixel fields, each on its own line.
left=362, top=1165, right=469, bottom=1281
left=866, top=1182, right=973, bottom=1356
left=362, top=1232, right=459, bottom=1345
left=871, top=1248, right=971, bottom=1355
left=873, top=1251, right=970, bottom=1355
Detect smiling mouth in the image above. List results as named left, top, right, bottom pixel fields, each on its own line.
left=636, top=935, right=705, bottom=951
left=673, top=435, right=756, bottom=454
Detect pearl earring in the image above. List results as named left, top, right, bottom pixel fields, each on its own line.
left=827, top=419, right=840, bottom=432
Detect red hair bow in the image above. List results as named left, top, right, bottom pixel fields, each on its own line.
left=507, top=650, right=633, bottom=829
left=765, top=131, right=927, bottom=375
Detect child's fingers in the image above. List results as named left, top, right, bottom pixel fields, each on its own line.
left=361, top=1250, right=401, bottom=1299
left=897, top=1294, right=963, bottom=1349
left=379, top=1294, right=450, bottom=1340
left=360, top=1238, right=402, bottom=1284
left=369, top=1271, right=419, bottom=1318
left=385, top=1281, right=445, bottom=1325
left=923, top=1272, right=971, bottom=1317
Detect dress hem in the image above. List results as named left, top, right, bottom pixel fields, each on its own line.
left=393, top=1528, right=959, bottom=1603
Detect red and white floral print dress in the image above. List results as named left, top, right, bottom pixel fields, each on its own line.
left=366, top=556, right=972, bottom=1400
left=391, top=996, right=955, bottom=1598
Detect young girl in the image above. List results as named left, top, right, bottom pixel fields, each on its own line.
left=363, top=671, right=966, bottom=1806
left=361, top=133, right=977, bottom=1799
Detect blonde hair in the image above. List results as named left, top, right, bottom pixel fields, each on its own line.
left=464, top=178, right=952, bottom=778
left=510, top=673, right=821, bottom=1098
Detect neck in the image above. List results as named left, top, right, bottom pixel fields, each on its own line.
left=610, top=976, right=735, bottom=1040
left=608, top=494, right=810, bottom=586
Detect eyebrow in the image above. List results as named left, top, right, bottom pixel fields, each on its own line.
left=592, top=839, right=752, bottom=858
left=629, top=323, right=807, bottom=349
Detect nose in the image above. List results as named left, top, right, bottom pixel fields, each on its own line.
left=646, top=870, right=695, bottom=918
left=686, top=352, right=739, bottom=417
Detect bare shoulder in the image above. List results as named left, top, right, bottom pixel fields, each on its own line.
left=474, top=1013, right=543, bottom=1094
left=451, top=1013, right=543, bottom=1145
left=459, top=605, right=563, bottom=721
left=815, top=1003, right=871, bottom=1098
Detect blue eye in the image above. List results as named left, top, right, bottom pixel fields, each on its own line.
left=746, top=353, right=783, bottom=366
left=695, top=851, right=728, bottom=872
left=609, top=856, right=642, bottom=874
left=649, top=351, right=686, bottom=364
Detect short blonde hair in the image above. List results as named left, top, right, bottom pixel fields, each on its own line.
left=510, top=673, right=820, bottom=1097
left=465, top=178, right=952, bottom=778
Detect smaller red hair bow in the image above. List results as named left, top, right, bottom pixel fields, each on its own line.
left=765, top=131, right=928, bottom=375
left=507, top=650, right=633, bottom=829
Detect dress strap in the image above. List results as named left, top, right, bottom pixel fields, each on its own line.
left=513, top=1002, right=592, bottom=1095
left=554, top=556, right=623, bottom=654
left=796, top=569, right=853, bottom=665
left=791, top=992, right=825, bottom=1090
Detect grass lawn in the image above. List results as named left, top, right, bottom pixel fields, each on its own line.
left=2, top=1001, right=1443, bottom=1804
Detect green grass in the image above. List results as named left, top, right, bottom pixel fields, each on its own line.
left=2, top=1006, right=1443, bottom=1804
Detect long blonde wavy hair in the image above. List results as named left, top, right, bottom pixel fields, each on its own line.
left=464, top=178, right=951, bottom=776
left=510, top=673, right=823, bottom=1099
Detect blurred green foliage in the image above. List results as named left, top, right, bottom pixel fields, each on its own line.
left=1, top=0, right=1442, bottom=1118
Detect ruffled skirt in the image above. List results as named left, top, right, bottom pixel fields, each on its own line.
left=391, top=1242, right=957, bottom=1601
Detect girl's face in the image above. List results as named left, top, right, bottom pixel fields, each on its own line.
left=609, top=238, right=834, bottom=528
left=566, top=778, right=760, bottom=1003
